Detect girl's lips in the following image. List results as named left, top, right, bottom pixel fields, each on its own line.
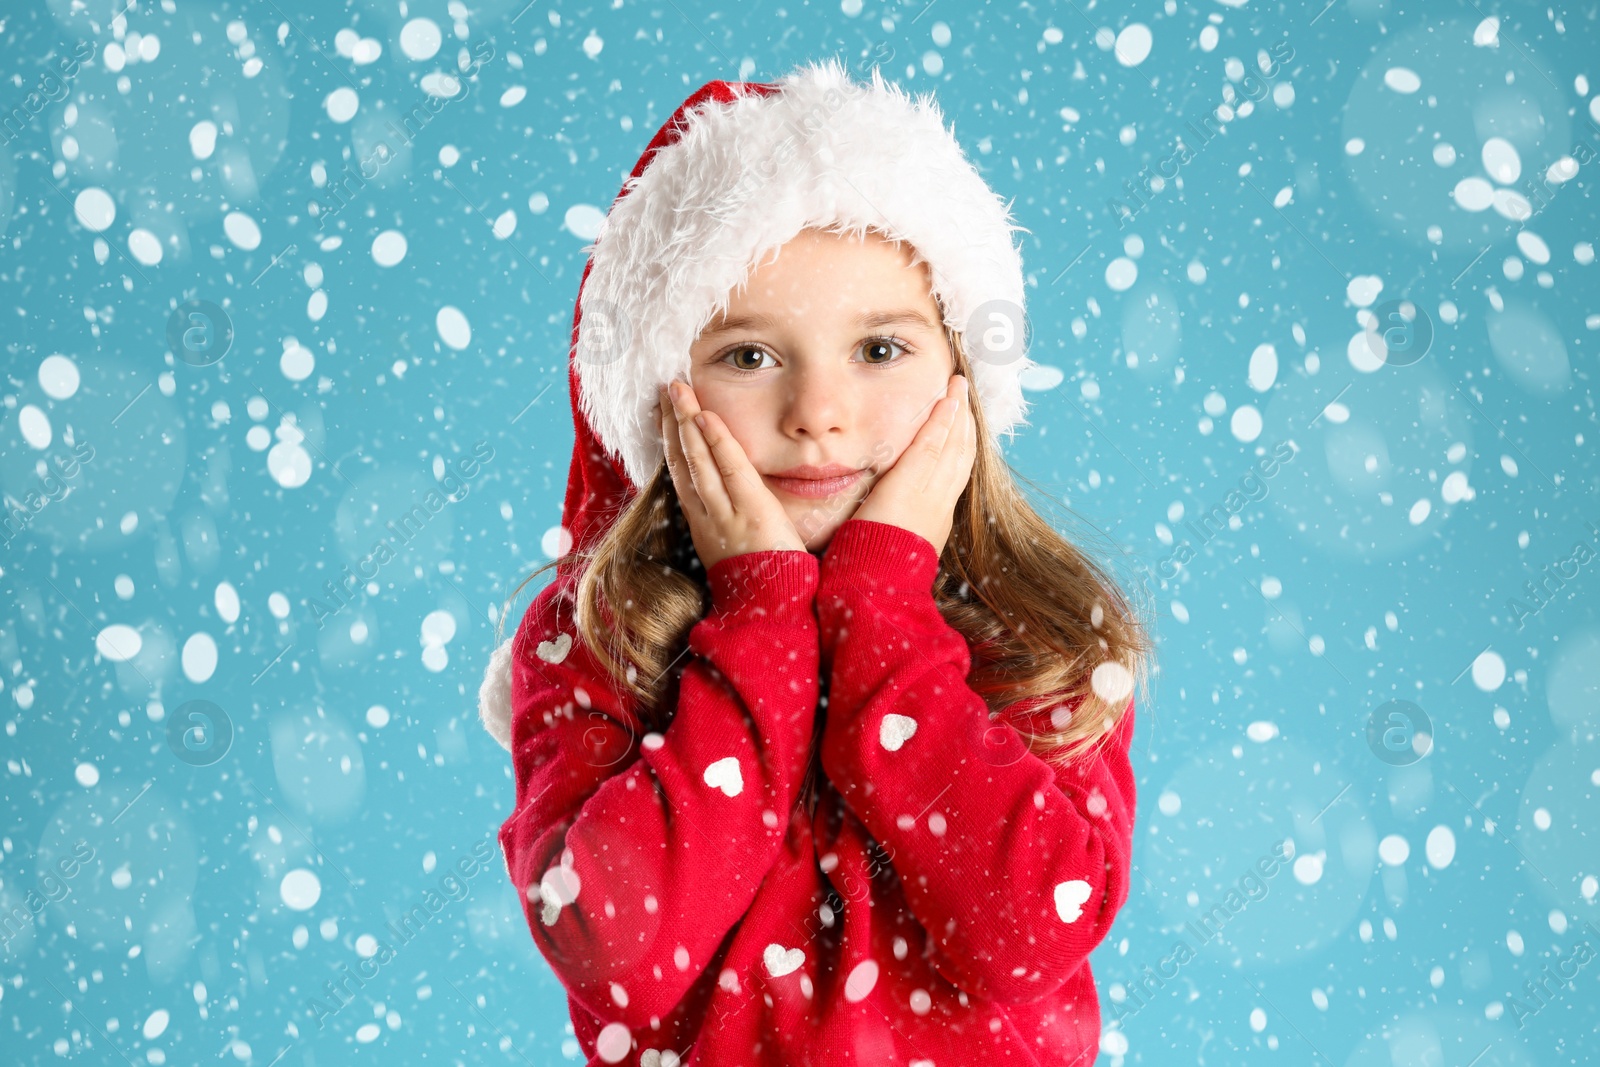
left=765, top=470, right=866, bottom=499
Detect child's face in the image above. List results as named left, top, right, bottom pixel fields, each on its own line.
left=687, top=227, right=957, bottom=551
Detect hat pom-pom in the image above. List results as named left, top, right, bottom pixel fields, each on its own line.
left=479, top=635, right=517, bottom=751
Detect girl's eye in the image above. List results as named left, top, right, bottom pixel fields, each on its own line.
left=721, top=346, right=775, bottom=373
left=718, top=336, right=914, bottom=375
left=858, top=336, right=912, bottom=364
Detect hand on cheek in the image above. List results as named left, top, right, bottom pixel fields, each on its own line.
left=659, top=381, right=806, bottom=571
left=849, top=375, right=976, bottom=556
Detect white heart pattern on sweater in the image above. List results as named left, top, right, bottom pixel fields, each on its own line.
left=763, top=943, right=804, bottom=977
left=536, top=632, right=572, bottom=664
left=640, top=1049, right=681, bottom=1067
left=703, top=756, right=744, bottom=797
left=879, top=713, right=918, bottom=751
left=1054, top=879, right=1092, bottom=922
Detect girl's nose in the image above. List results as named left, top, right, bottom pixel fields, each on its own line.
left=779, top=367, right=846, bottom=437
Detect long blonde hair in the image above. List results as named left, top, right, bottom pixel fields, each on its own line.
left=498, top=331, right=1152, bottom=775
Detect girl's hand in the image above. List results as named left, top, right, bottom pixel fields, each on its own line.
left=659, top=380, right=806, bottom=572
left=850, top=374, right=976, bottom=556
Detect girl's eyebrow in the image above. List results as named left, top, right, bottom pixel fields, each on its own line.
left=703, top=307, right=937, bottom=336
left=857, top=308, right=938, bottom=330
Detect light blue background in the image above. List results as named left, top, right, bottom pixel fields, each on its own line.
left=1, top=0, right=1596, bottom=1063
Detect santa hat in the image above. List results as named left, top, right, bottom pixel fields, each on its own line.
left=480, top=58, right=1036, bottom=752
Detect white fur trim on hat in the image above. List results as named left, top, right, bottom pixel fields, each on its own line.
left=574, top=57, right=1037, bottom=489
left=479, top=635, right=516, bottom=752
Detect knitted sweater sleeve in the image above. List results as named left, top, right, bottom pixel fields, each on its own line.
left=498, top=550, right=821, bottom=1030
left=815, top=519, right=1138, bottom=1007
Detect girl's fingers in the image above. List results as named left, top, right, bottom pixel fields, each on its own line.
left=926, top=377, right=975, bottom=494
left=956, top=382, right=977, bottom=473
left=667, top=383, right=733, bottom=517
left=690, top=408, right=765, bottom=513
left=912, top=378, right=964, bottom=490
left=659, top=390, right=705, bottom=517
left=953, top=377, right=975, bottom=459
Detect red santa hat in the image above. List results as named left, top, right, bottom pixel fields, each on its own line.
left=480, top=58, right=1036, bottom=752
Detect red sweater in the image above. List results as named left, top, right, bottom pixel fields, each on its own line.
left=499, top=519, right=1137, bottom=1066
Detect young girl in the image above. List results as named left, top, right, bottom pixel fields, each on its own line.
left=479, top=59, right=1149, bottom=1067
